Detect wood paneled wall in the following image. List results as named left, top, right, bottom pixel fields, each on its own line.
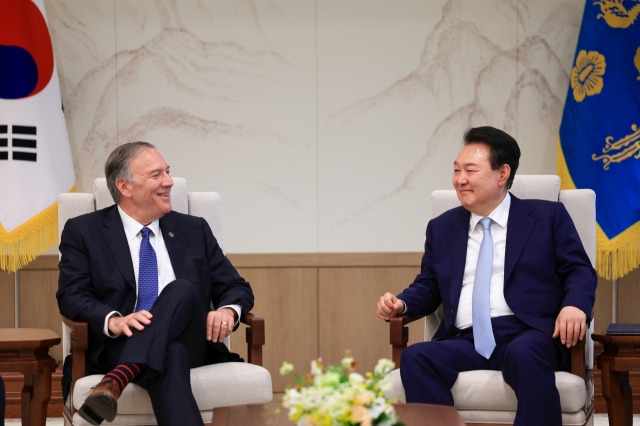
left=0, top=256, right=63, bottom=363
left=226, top=253, right=426, bottom=392
left=1, top=254, right=640, bottom=393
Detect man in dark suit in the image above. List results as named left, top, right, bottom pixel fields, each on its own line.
left=376, top=127, right=597, bottom=426
left=57, top=142, right=254, bottom=426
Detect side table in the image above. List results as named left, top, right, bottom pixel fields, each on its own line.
left=0, top=329, right=61, bottom=426
left=592, top=333, right=640, bottom=426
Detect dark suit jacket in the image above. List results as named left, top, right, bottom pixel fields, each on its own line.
left=398, top=194, right=597, bottom=341
left=56, top=205, right=254, bottom=372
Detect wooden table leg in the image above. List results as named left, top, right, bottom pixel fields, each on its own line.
left=21, top=374, right=33, bottom=426
left=30, top=364, right=53, bottom=426
left=600, top=361, right=632, bottom=426
left=18, top=365, right=53, bottom=426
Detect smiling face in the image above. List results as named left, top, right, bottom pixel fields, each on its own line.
left=452, top=143, right=510, bottom=216
left=116, top=148, right=173, bottom=225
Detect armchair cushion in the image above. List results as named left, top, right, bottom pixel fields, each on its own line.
left=385, top=368, right=586, bottom=413
left=73, top=363, right=272, bottom=424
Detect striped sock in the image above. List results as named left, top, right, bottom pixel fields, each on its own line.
left=103, top=362, right=145, bottom=395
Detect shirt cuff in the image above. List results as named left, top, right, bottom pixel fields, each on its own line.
left=398, top=299, right=408, bottom=315
left=103, top=311, right=122, bottom=337
left=218, top=304, right=241, bottom=326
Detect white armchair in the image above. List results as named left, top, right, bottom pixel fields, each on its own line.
left=384, top=175, right=595, bottom=426
left=58, top=178, right=272, bottom=426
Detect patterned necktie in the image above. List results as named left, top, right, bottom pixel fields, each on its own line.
left=472, top=217, right=496, bottom=358
left=136, top=226, right=158, bottom=312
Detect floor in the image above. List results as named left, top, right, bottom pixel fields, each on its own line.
left=594, top=414, right=640, bottom=425
left=3, top=414, right=640, bottom=425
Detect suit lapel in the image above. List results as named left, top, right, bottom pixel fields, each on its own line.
left=448, top=208, right=470, bottom=311
left=102, top=206, right=136, bottom=291
left=504, top=194, right=535, bottom=287
left=160, top=213, right=187, bottom=280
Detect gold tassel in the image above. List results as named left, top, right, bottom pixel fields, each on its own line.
left=558, top=139, right=640, bottom=280
left=596, top=223, right=640, bottom=280
left=0, top=185, right=75, bottom=272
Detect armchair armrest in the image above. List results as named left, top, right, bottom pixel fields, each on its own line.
left=241, top=313, right=265, bottom=366
left=389, top=315, right=421, bottom=368
left=61, top=316, right=88, bottom=418
left=570, top=337, right=586, bottom=381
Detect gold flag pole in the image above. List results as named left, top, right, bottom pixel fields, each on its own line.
left=14, top=269, right=20, bottom=328
left=612, top=278, right=618, bottom=324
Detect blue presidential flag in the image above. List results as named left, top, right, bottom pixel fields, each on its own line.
left=558, top=0, right=640, bottom=280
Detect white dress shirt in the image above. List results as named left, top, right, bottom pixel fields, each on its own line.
left=103, top=206, right=240, bottom=336
left=455, top=192, right=514, bottom=329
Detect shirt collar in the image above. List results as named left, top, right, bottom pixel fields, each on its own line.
left=117, top=205, right=162, bottom=241
left=469, top=192, right=511, bottom=232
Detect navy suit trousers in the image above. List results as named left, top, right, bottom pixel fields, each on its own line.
left=400, top=315, right=569, bottom=426
left=99, top=279, right=210, bottom=426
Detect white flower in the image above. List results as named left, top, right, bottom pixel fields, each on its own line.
left=310, top=359, right=323, bottom=376
left=374, top=358, right=395, bottom=376
left=280, top=362, right=294, bottom=375
left=316, top=371, right=341, bottom=388
left=369, top=397, right=387, bottom=419
left=348, top=372, right=365, bottom=385
left=377, top=375, right=394, bottom=393
left=341, top=356, right=354, bottom=371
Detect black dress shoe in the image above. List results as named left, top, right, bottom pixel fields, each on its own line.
left=77, top=378, right=120, bottom=425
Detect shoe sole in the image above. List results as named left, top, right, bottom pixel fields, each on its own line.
left=78, top=393, right=117, bottom=425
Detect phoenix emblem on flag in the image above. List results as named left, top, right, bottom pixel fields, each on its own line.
left=592, top=124, right=640, bottom=169
left=594, top=0, right=640, bottom=28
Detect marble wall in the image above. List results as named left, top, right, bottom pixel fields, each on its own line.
left=44, top=0, right=585, bottom=254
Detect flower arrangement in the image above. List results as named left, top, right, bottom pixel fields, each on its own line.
left=279, top=351, right=405, bottom=426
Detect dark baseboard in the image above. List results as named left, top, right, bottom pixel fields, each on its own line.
left=2, top=370, right=64, bottom=418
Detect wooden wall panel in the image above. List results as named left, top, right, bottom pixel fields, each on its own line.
left=231, top=268, right=318, bottom=392
left=592, top=268, right=640, bottom=336
left=593, top=277, right=613, bottom=335
left=318, top=267, right=424, bottom=375
left=0, top=270, right=15, bottom=328
left=227, top=253, right=423, bottom=268
left=19, top=269, right=63, bottom=363
left=617, top=267, right=640, bottom=324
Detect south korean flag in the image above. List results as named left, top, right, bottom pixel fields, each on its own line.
left=0, top=0, right=75, bottom=272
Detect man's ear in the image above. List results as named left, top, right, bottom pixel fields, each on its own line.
left=116, top=179, right=132, bottom=199
left=498, top=164, right=511, bottom=187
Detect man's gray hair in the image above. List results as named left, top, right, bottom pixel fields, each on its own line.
left=105, top=141, right=155, bottom=203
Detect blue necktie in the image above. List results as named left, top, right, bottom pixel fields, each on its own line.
left=472, top=217, right=496, bottom=358
left=136, top=227, right=158, bottom=312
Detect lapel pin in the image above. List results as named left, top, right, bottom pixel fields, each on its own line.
left=168, top=232, right=175, bottom=238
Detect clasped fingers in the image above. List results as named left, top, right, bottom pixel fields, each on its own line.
left=376, top=292, right=403, bottom=320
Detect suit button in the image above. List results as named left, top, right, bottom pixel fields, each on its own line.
left=451, top=309, right=456, bottom=314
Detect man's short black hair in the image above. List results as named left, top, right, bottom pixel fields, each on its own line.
left=463, top=126, right=520, bottom=189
